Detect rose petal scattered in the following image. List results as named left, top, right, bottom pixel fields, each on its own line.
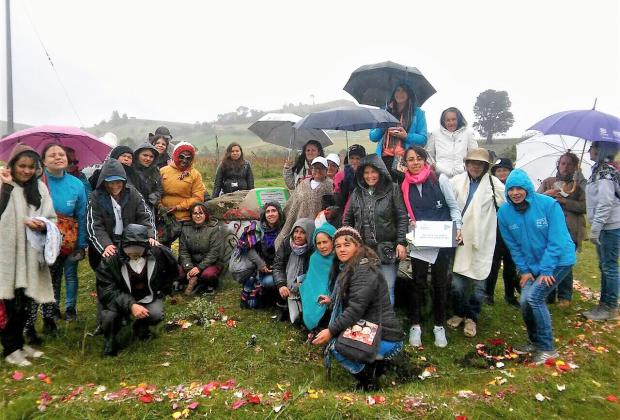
left=606, top=395, right=618, bottom=403
left=231, top=399, right=247, bottom=410
left=11, top=371, right=24, bottom=381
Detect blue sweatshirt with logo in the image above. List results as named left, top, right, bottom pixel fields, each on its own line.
left=497, top=169, right=575, bottom=276
left=45, top=169, right=88, bottom=250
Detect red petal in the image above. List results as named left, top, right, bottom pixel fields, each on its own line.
left=246, top=394, right=261, bottom=404
left=231, top=399, right=247, bottom=410
left=606, top=395, right=618, bottom=403
left=139, top=394, right=153, bottom=404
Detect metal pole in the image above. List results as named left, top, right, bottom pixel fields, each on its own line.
left=5, top=0, right=14, bottom=134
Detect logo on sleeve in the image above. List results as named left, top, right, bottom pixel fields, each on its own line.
left=535, top=217, right=548, bottom=228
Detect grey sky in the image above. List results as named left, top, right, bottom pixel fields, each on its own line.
left=1, top=0, right=619, bottom=137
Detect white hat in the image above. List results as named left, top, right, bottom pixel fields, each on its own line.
left=326, top=153, right=340, bottom=166
left=311, top=156, right=328, bottom=167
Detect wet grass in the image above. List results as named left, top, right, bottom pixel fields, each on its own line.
left=1, top=238, right=618, bottom=419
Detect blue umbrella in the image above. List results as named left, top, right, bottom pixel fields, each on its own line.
left=528, top=108, right=620, bottom=143
left=293, top=106, right=400, bottom=131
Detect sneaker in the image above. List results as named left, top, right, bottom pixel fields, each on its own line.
left=463, top=318, right=477, bottom=337
left=513, top=342, right=537, bottom=354
left=533, top=350, right=559, bottom=365
left=5, top=349, right=32, bottom=367
left=558, top=299, right=571, bottom=309
left=22, top=345, right=44, bottom=358
left=447, top=315, right=464, bottom=329
left=582, top=305, right=603, bottom=319
left=584, top=306, right=619, bottom=321
left=433, top=326, right=447, bottom=348
left=64, top=307, right=77, bottom=321
left=408, top=325, right=422, bottom=347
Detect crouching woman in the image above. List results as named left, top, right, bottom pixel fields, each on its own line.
left=497, top=169, right=576, bottom=364
left=312, top=227, right=403, bottom=390
left=96, top=224, right=177, bottom=357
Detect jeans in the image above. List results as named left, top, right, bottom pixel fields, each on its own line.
left=331, top=340, right=403, bottom=374
left=259, top=273, right=275, bottom=290
left=520, top=265, right=572, bottom=351
left=451, top=273, right=487, bottom=322
left=596, top=228, right=620, bottom=309
left=548, top=241, right=577, bottom=303
left=380, top=263, right=397, bottom=305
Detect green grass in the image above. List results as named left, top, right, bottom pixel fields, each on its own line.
left=1, top=237, right=618, bottom=419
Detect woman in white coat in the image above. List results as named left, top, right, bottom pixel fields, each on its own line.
left=427, top=107, right=478, bottom=179
left=447, top=148, right=505, bottom=338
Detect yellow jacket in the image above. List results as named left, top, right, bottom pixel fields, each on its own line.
left=160, top=165, right=206, bottom=221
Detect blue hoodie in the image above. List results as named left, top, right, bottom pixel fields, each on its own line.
left=44, top=169, right=88, bottom=250
left=497, top=169, right=575, bottom=276
left=368, top=83, right=428, bottom=153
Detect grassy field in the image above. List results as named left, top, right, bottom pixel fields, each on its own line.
left=1, top=189, right=618, bottom=418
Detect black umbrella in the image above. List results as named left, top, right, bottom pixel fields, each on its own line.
left=293, top=106, right=399, bottom=131
left=343, top=61, right=436, bottom=107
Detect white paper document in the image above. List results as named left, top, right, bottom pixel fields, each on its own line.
left=408, top=221, right=456, bottom=248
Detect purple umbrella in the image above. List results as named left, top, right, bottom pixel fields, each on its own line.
left=528, top=109, right=620, bottom=143
left=0, top=125, right=112, bottom=166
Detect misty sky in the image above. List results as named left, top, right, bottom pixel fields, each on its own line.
left=1, top=0, right=618, bottom=137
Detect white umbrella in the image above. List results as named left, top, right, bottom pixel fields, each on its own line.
left=248, top=113, right=332, bottom=150
left=515, top=134, right=593, bottom=189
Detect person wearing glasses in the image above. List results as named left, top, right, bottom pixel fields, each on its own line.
left=159, top=142, right=206, bottom=245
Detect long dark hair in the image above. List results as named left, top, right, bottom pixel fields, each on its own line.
left=332, top=234, right=380, bottom=301
left=10, top=150, right=42, bottom=209
left=387, top=84, right=416, bottom=131
left=440, top=107, right=467, bottom=130
left=221, top=142, right=245, bottom=172
left=292, top=140, right=324, bottom=174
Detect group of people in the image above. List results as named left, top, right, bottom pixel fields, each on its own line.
left=1, top=86, right=618, bottom=391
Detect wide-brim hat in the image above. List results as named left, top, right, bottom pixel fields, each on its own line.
left=464, top=148, right=491, bottom=164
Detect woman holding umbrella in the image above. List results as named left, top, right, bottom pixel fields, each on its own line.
left=369, top=83, right=427, bottom=177
left=283, top=140, right=325, bottom=190
left=583, top=141, right=620, bottom=321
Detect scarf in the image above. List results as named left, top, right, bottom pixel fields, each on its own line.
left=238, top=221, right=259, bottom=250
left=400, top=164, right=433, bottom=221
left=286, top=239, right=308, bottom=288
left=261, top=223, right=279, bottom=251
left=300, top=251, right=334, bottom=330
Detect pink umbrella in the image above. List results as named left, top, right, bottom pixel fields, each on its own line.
left=0, top=125, right=112, bottom=166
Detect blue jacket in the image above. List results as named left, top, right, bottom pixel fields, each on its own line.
left=44, top=169, right=88, bottom=250
left=497, top=169, right=575, bottom=276
left=369, top=107, right=427, bottom=154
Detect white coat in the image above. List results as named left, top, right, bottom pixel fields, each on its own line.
left=427, top=127, right=478, bottom=178
left=450, top=172, right=505, bottom=280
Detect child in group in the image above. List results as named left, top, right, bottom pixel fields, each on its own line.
left=300, top=223, right=337, bottom=332
left=485, top=158, right=520, bottom=306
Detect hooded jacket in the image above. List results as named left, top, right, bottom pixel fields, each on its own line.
left=273, top=218, right=315, bottom=289
left=87, top=159, right=156, bottom=255
left=368, top=84, right=428, bottom=153
left=586, top=161, right=620, bottom=236
left=213, top=159, right=254, bottom=197
left=88, top=146, right=148, bottom=198
left=427, top=126, right=478, bottom=178
left=96, top=224, right=177, bottom=312
left=343, top=154, right=408, bottom=248
left=133, top=141, right=164, bottom=208
left=498, top=169, right=576, bottom=276
left=178, top=203, right=223, bottom=271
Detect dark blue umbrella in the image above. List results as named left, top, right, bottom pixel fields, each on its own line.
left=528, top=108, right=620, bottom=143
left=293, top=106, right=400, bottom=131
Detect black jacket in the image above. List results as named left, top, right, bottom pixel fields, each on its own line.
left=213, top=160, right=254, bottom=197
left=255, top=201, right=285, bottom=268
left=133, top=142, right=164, bottom=208
left=86, top=159, right=156, bottom=254
left=343, top=154, right=408, bottom=247
left=328, top=258, right=403, bottom=342
left=96, top=245, right=177, bottom=312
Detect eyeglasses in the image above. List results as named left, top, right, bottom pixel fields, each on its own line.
left=178, top=154, right=193, bottom=161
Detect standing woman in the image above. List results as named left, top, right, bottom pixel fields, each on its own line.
left=426, top=107, right=478, bottom=178
left=343, top=154, right=408, bottom=305
left=25, top=144, right=88, bottom=341
left=401, top=146, right=463, bottom=348
left=334, top=145, right=366, bottom=208
left=312, top=227, right=403, bottom=391
left=283, top=140, right=324, bottom=190
left=369, top=83, right=428, bottom=176
left=212, top=142, right=254, bottom=197
left=133, top=141, right=164, bottom=210
left=150, top=126, right=173, bottom=169
left=0, top=145, right=56, bottom=366
left=583, top=141, right=620, bottom=321
left=160, top=142, right=206, bottom=244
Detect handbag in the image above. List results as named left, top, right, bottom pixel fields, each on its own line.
left=56, top=213, right=78, bottom=257
left=335, top=319, right=382, bottom=363
left=376, top=241, right=396, bottom=265
left=229, top=247, right=257, bottom=283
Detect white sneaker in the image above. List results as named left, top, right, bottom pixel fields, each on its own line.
left=409, top=325, right=422, bottom=347
left=22, top=345, right=44, bottom=358
left=5, top=349, right=32, bottom=367
left=433, top=326, right=448, bottom=348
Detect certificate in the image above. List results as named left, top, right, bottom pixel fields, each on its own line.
left=408, top=221, right=456, bottom=248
